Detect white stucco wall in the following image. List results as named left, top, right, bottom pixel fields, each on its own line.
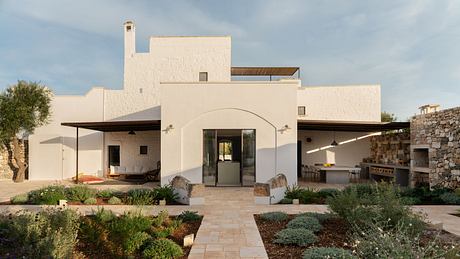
left=29, top=88, right=104, bottom=180
left=297, top=85, right=381, bottom=121
left=161, top=81, right=298, bottom=186
left=298, top=130, right=374, bottom=167
left=104, top=131, right=160, bottom=172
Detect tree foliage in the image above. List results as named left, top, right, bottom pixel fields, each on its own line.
left=381, top=111, right=397, bottom=122
left=0, top=80, right=52, bottom=182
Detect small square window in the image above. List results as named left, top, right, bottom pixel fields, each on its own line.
left=199, top=72, right=208, bottom=82
left=298, top=106, right=306, bottom=116
left=126, top=25, right=132, bottom=32
left=140, top=146, right=148, bottom=155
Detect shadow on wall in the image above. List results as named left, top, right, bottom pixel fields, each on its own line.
left=108, top=106, right=161, bottom=121
left=39, top=133, right=103, bottom=150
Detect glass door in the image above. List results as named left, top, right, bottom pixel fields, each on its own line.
left=242, top=129, right=256, bottom=186
left=203, top=130, right=217, bottom=186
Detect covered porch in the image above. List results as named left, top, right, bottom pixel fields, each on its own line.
left=297, top=120, right=410, bottom=186
left=61, top=120, right=161, bottom=183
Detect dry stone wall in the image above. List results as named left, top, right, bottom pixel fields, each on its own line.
left=411, top=107, right=460, bottom=188
left=369, top=132, right=411, bottom=166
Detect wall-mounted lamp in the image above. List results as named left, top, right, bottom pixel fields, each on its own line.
left=163, top=124, right=174, bottom=133
left=278, top=124, right=291, bottom=133
left=330, top=131, right=338, bottom=146
left=128, top=130, right=136, bottom=135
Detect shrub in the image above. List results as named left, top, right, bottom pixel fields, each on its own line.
left=279, top=198, right=293, bottom=204
left=455, top=188, right=460, bottom=196
left=274, top=228, right=317, bottom=246
left=28, top=185, right=67, bottom=205
left=285, top=186, right=319, bottom=204
left=439, top=192, right=460, bottom=205
left=142, top=238, right=184, bottom=259
left=84, top=197, right=97, bottom=205
left=352, top=221, right=457, bottom=258
left=152, top=185, right=178, bottom=203
left=178, top=211, right=201, bottom=222
left=10, top=193, right=28, bottom=204
left=287, top=216, right=322, bottom=233
left=260, top=211, right=288, bottom=221
left=124, top=231, right=150, bottom=254
left=317, top=188, right=340, bottom=198
left=297, top=212, right=334, bottom=223
left=0, top=209, right=79, bottom=258
left=97, top=189, right=116, bottom=198
left=302, top=247, right=356, bottom=259
left=399, top=186, right=451, bottom=205
left=327, top=182, right=424, bottom=234
left=94, top=207, right=116, bottom=223
left=108, top=196, right=122, bottom=205
left=152, top=210, right=169, bottom=227
left=125, top=189, right=154, bottom=205
left=66, top=185, right=96, bottom=202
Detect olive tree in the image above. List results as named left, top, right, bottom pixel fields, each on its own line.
left=0, top=81, right=52, bottom=182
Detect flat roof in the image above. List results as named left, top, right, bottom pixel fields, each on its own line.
left=61, top=120, right=161, bottom=132
left=231, top=67, right=299, bottom=76
left=297, top=120, right=410, bottom=132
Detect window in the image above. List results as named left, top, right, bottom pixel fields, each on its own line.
left=140, top=146, right=148, bottom=155
left=298, top=106, right=306, bottom=116
left=126, top=25, right=132, bottom=32
left=218, top=140, right=232, bottom=161
left=199, top=72, right=208, bottom=82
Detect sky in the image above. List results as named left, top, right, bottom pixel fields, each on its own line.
left=0, top=0, right=459, bottom=120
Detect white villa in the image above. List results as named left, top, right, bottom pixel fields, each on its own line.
left=28, top=21, right=407, bottom=187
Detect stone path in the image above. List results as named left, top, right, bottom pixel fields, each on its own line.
left=0, top=184, right=459, bottom=258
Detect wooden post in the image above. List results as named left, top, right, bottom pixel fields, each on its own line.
left=76, top=127, right=79, bottom=183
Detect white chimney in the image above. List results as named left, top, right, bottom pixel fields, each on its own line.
left=419, top=104, right=440, bottom=114
left=124, top=20, right=135, bottom=59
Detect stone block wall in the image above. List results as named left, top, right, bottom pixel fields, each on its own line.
left=0, top=140, right=28, bottom=180
left=369, top=132, right=411, bottom=166
left=411, top=107, right=460, bottom=188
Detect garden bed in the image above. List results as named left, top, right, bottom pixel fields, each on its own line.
left=254, top=214, right=349, bottom=259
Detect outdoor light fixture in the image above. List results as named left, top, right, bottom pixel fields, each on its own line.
left=163, top=124, right=174, bottom=133
left=128, top=130, right=136, bottom=135
left=279, top=124, right=291, bottom=133
left=330, top=131, right=338, bottom=146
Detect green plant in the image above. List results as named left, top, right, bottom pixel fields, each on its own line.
left=297, top=212, right=334, bottom=223
left=260, top=211, right=288, bottom=221
left=302, top=247, right=356, bottom=259
left=28, top=185, right=67, bottom=205
left=94, top=207, right=116, bottom=223
left=285, top=186, right=320, bottom=204
left=352, top=220, right=457, bottom=258
left=153, top=185, right=178, bottom=203
left=0, top=209, right=79, bottom=258
left=66, top=185, right=96, bottom=202
left=84, top=197, right=97, bottom=205
left=178, top=211, right=201, bottom=222
left=439, top=192, right=460, bottom=205
left=455, top=188, right=460, bottom=196
left=317, top=188, right=340, bottom=198
left=97, top=189, right=116, bottom=198
left=142, top=238, right=184, bottom=259
left=274, top=228, right=317, bottom=246
left=327, top=182, right=424, bottom=234
left=152, top=210, right=169, bottom=227
left=10, top=193, right=28, bottom=204
left=279, top=198, right=293, bottom=204
left=0, top=80, right=52, bottom=182
left=287, top=216, right=322, bottom=233
left=124, top=231, right=150, bottom=254
left=125, top=189, right=154, bottom=205
left=108, top=196, right=122, bottom=205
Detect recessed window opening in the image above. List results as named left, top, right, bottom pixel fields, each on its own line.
left=140, top=145, right=148, bottom=155
left=298, top=106, right=306, bottom=116
left=126, top=25, right=132, bottom=32
left=199, top=72, right=208, bottom=82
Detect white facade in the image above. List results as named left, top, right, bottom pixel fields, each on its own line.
left=28, top=21, right=381, bottom=186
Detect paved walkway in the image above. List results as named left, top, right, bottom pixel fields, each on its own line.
left=0, top=185, right=459, bottom=258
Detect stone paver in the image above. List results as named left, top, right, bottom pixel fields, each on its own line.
left=1, top=183, right=459, bottom=258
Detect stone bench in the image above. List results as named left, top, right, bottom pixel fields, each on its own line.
left=170, top=175, right=205, bottom=205
left=253, top=173, right=288, bottom=205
